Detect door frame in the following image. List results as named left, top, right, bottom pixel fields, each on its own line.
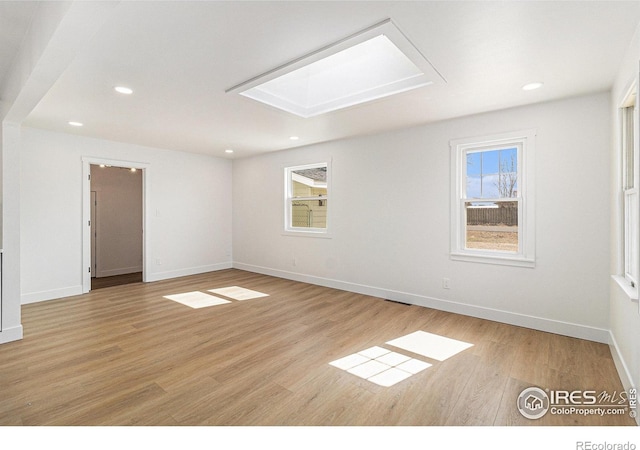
left=82, top=157, right=150, bottom=293
left=90, top=190, right=97, bottom=278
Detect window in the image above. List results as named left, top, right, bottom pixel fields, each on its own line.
left=285, top=163, right=329, bottom=235
left=450, top=130, right=536, bottom=267
left=621, top=88, right=638, bottom=289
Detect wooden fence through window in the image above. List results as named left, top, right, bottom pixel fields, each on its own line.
left=466, top=206, right=517, bottom=226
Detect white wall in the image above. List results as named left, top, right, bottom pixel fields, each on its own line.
left=20, top=127, right=233, bottom=303
left=233, top=92, right=612, bottom=342
left=1, top=121, right=22, bottom=342
left=91, top=165, right=143, bottom=277
left=610, top=21, right=640, bottom=408
left=0, top=1, right=118, bottom=343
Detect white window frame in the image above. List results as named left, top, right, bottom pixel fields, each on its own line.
left=284, top=162, right=330, bottom=237
left=450, top=129, right=536, bottom=267
left=614, top=81, right=639, bottom=300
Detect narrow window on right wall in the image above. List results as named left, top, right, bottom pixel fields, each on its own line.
left=621, top=88, right=638, bottom=289
left=450, top=130, right=536, bottom=267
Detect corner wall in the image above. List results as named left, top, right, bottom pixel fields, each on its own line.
left=20, top=127, right=233, bottom=304
left=233, top=92, right=612, bottom=342
left=609, top=21, right=640, bottom=410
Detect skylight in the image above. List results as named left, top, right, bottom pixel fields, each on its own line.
left=227, top=19, right=445, bottom=118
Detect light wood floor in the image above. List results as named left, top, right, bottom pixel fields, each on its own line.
left=0, top=269, right=634, bottom=426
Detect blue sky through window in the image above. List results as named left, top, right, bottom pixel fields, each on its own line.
left=466, top=147, right=518, bottom=199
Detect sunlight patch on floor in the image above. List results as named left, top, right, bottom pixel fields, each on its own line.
left=386, top=330, right=473, bottom=361
left=163, top=291, right=231, bottom=309
left=163, top=286, right=270, bottom=309
left=208, top=286, right=269, bottom=301
left=329, top=346, right=431, bottom=387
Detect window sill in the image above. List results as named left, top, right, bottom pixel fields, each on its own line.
left=282, top=230, right=332, bottom=239
left=612, top=275, right=639, bottom=302
left=450, top=252, right=535, bottom=268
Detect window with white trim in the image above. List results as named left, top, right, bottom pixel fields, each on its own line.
left=621, top=88, right=638, bottom=288
left=285, top=163, right=328, bottom=234
left=450, top=130, right=535, bottom=267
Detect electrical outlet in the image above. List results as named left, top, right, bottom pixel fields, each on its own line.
left=443, top=278, right=450, bottom=289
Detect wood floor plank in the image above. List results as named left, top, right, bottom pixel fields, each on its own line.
left=0, top=269, right=634, bottom=426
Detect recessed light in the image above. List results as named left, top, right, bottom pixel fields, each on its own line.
left=68, top=121, right=83, bottom=127
left=225, top=149, right=234, bottom=154
left=114, top=86, right=133, bottom=95
left=522, top=82, right=543, bottom=91
left=289, top=136, right=299, bottom=141
left=130, top=168, right=137, bottom=172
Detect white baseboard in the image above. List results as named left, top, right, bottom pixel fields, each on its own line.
left=96, top=265, right=143, bottom=278
left=146, top=262, right=233, bottom=282
left=608, top=331, right=639, bottom=426
left=21, top=285, right=84, bottom=305
left=0, top=325, right=23, bottom=344
left=233, top=262, right=611, bottom=344
left=20, top=263, right=233, bottom=304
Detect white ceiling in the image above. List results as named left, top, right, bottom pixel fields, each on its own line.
left=0, top=1, right=40, bottom=92
left=4, top=1, right=640, bottom=159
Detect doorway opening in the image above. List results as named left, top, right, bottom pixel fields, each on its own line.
left=82, top=157, right=149, bottom=293
left=90, top=165, right=143, bottom=290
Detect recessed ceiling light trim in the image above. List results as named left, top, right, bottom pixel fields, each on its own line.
left=227, top=19, right=445, bottom=118
left=114, top=86, right=134, bottom=95
left=68, top=121, right=83, bottom=127
left=522, top=82, right=544, bottom=91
